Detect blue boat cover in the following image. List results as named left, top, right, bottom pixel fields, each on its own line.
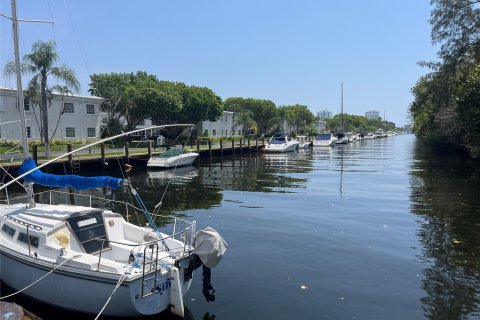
left=18, top=158, right=124, bottom=190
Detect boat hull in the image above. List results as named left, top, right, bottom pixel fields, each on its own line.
left=313, top=139, right=335, bottom=147
left=147, top=153, right=199, bottom=168
left=0, top=248, right=191, bottom=317
left=264, top=142, right=299, bottom=153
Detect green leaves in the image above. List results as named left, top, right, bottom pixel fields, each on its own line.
left=89, top=72, right=223, bottom=132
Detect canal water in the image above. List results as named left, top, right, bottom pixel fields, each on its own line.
left=3, top=134, right=480, bottom=319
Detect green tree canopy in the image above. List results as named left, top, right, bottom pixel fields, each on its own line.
left=224, top=97, right=277, bottom=135
left=326, top=113, right=395, bottom=134
left=89, top=72, right=223, bottom=136
left=282, top=104, right=315, bottom=135
left=410, top=0, right=480, bottom=158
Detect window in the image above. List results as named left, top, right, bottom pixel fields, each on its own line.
left=18, top=232, right=39, bottom=248
left=24, top=98, right=30, bottom=111
left=87, top=128, right=96, bottom=138
left=212, top=130, right=216, bottom=136
left=101, top=117, right=107, bottom=124
left=204, top=130, right=208, bottom=136
left=26, top=127, right=31, bottom=138
left=2, top=223, right=15, bottom=237
left=86, top=104, right=95, bottom=114
left=238, top=130, right=242, bottom=135
left=65, top=127, right=76, bottom=138
left=67, top=211, right=109, bottom=254
left=64, top=102, right=74, bottom=113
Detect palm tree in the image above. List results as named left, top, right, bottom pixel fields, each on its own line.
left=4, top=40, right=80, bottom=158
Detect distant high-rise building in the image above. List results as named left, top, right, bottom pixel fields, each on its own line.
left=317, top=110, right=332, bottom=119
left=365, top=110, right=380, bottom=120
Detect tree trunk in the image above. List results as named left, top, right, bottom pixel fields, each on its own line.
left=41, top=75, right=49, bottom=158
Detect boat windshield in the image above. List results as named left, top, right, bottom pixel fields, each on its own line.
left=316, top=133, right=331, bottom=140
left=155, top=148, right=186, bottom=158
left=270, top=137, right=286, bottom=144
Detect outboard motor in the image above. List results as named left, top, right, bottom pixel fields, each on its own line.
left=185, top=227, right=227, bottom=302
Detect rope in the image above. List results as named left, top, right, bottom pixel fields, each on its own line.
left=94, top=271, right=128, bottom=320
left=0, top=254, right=81, bottom=300
left=0, top=165, right=27, bottom=191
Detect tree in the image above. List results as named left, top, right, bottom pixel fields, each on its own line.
left=234, top=111, right=255, bottom=135
left=4, top=41, right=80, bottom=157
left=429, top=0, right=480, bottom=69
left=283, top=104, right=314, bottom=134
left=178, top=85, right=223, bottom=124
left=90, top=73, right=224, bottom=136
left=224, top=97, right=277, bottom=135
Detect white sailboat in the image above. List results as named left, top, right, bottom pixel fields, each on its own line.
left=335, top=83, right=348, bottom=145
left=0, top=2, right=226, bottom=317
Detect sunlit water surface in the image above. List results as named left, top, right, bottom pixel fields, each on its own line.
left=3, top=135, right=480, bottom=320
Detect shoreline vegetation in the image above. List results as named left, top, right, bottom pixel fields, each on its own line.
left=409, top=0, right=480, bottom=159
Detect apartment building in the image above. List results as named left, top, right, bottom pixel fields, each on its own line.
left=0, top=87, right=103, bottom=141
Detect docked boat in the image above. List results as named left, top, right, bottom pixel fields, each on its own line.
left=296, top=135, right=311, bottom=149
left=264, top=133, right=299, bottom=153
left=0, top=131, right=226, bottom=318
left=335, top=132, right=348, bottom=144
left=147, top=146, right=199, bottom=168
left=0, top=5, right=226, bottom=317
left=313, top=133, right=337, bottom=147
left=364, top=132, right=376, bottom=139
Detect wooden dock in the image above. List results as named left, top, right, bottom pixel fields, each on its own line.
left=0, top=137, right=265, bottom=179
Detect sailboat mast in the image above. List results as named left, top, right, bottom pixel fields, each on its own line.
left=341, top=82, right=344, bottom=132
left=11, top=0, right=29, bottom=158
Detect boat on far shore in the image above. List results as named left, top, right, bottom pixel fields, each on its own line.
left=297, top=135, right=312, bottom=149
left=264, top=133, right=299, bottom=153
left=313, top=133, right=337, bottom=147
left=147, top=146, right=199, bottom=168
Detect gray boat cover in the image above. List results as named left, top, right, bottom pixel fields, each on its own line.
left=193, top=227, right=228, bottom=268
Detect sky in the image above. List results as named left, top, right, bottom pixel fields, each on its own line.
left=0, top=0, right=439, bottom=127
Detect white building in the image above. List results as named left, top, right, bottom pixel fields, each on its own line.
left=316, top=120, right=327, bottom=132
left=195, top=111, right=244, bottom=137
left=0, top=87, right=103, bottom=141
left=1, top=87, right=247, bottom=142
left=317, top=110, right=332, bottom=119
left=365, top=110, right=380, bottom=120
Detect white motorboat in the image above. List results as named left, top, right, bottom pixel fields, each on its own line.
left=264, top=133, right=299, bottom=153
left=147, top=146, right=199, bottom=168
left=313, top=133, right=337, bottom=147
left=0, top=6, right=226, bottom=317
left=335, top=133, right=348, bottom=144
left=296, top=135, right=311, bottom=149
left=364, top=132, right=376, bottom=139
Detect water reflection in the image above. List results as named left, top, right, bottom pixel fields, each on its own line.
left=409, top=140, right=480, bottom=319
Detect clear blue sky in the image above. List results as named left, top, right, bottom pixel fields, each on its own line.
left=1, top=0, right=438, bottom=127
